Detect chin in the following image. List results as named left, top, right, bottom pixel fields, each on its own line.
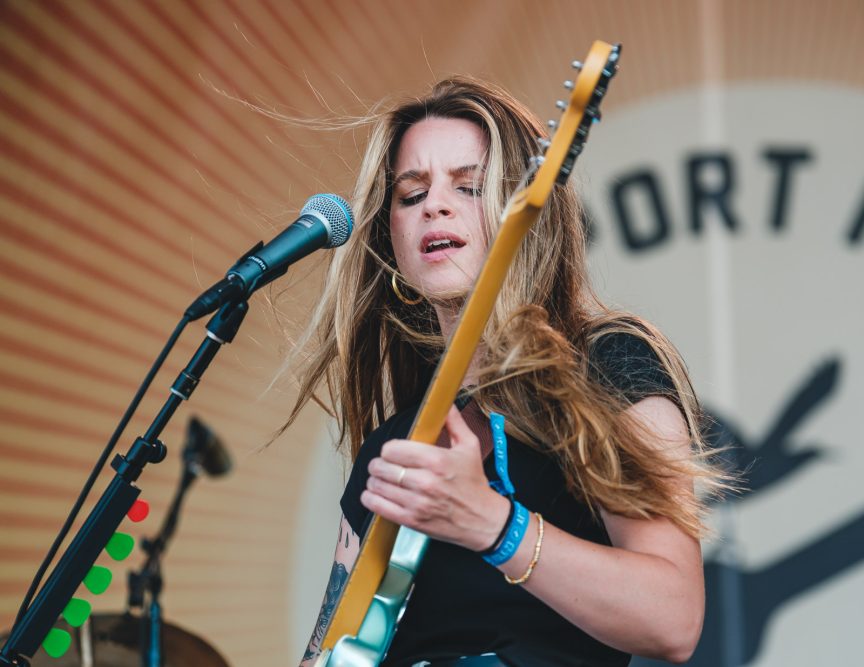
left=416, top=267, right=478, bottom=298
left=422, top=282, right=472, bottom=303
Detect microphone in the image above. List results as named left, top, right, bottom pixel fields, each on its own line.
left=185, top=193, right=353, bottom=319
left=183, top=416, right=232, bottom=477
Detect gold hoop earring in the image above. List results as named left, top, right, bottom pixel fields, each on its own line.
left=391, top=271, right=423, bottom=305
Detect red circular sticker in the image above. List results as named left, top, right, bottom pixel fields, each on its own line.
left=127, top=499, right=150, bottom=523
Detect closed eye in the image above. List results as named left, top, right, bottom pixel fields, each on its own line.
left=398, top=184, right=481, bottom=207
left=399, top=191, right=427, bottom=206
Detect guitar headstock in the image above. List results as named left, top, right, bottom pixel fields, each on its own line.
left=517, top=41, right=620, bottom=210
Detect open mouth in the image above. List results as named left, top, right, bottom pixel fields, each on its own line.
left=423, top=238, right=465, bottom=253
left=420, top=231, right=467, bottom=255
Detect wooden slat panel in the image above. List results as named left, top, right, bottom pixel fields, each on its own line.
left=1, top=1, right=862, bottom=665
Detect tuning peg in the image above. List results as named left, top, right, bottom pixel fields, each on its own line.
left=547, top=120, right=558, bottom=130
left=571, top=60, right=583, bottom=70
left=537, top=138, right=551, bottom=150
left=555, top=100, right=567, bottom=110
left=563, top=80, right=575, bottom=90
left=530, top=156, right=546, bottom=166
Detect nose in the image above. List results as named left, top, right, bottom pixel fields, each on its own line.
left=422, top=183, right=454, bottom=220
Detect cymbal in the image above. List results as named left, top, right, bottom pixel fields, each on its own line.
left=2, top=612, right=231, bottom=666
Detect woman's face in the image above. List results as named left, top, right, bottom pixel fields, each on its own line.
left=389, top=117, right=489, bottom=301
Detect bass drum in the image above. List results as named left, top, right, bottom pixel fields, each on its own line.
left=3, top=612, right=230, bottom=666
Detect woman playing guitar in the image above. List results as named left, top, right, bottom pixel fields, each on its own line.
left=290, top=73, right=725, bottom=666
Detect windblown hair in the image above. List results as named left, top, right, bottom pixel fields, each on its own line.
left=282, top=76, right=723, bottom=538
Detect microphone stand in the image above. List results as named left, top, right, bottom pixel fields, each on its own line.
left=0, top=299, right=248, bottom=666
left=128, top=436, right=209, bottom=667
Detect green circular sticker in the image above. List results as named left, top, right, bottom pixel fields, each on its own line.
left=62, top=597, right=91, bottom=628
left=42, top=628, right=71, bottom=658
left=106, top=531, right=135, bottom=561
left=83, top=565, right=112, bottom=595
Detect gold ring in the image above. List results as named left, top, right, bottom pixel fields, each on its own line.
left=396, top=466, right=407, bottom=487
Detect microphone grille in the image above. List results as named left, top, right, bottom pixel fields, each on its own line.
left=301, top=193, right=354, bottom=249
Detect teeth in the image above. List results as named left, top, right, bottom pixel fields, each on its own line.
left=426, top=239, right=454, bottom=252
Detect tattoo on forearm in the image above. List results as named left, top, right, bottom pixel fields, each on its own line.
left=303, top=560, right=349, bottom=660
left=337, top=523, right=356, bottom=549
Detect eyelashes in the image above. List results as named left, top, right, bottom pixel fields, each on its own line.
left=397, top=186, right=482, bottom=207
left=399, top=192, right=426, bottom=206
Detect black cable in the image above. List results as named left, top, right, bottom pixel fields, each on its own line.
left=12, top=315, right=190, bottom=627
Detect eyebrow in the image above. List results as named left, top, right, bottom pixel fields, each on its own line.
left=392, top=164, right=485, bottom=187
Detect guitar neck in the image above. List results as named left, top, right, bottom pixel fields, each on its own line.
left=321, top=203, right=540, bottom=649
left=318, top=41, right=620, bottom=663
left=408, top=201, right=539, bottom=443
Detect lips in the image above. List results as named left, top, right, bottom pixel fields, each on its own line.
left=419, top=231, right=467, bottom=255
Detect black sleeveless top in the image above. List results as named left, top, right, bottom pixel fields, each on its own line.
left=340, top=333, right=677, bottom=667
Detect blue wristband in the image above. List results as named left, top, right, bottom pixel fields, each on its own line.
left=488, top=412, right=515, bottom=497
left=482, top=500, right=530, bottom=566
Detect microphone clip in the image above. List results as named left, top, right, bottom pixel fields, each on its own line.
left=184, top=242, right=263, bottom=321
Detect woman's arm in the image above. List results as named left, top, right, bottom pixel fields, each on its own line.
left=361, top=398, right=704, bottom=663
left=299, top=514, right=361, bottom=667
left=500, top=396, right=704, bottom=662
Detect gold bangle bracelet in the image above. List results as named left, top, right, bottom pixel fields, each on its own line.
left=504, top=512, right=544, bottom=585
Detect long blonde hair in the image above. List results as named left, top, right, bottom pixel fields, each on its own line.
left=283, top=77, right=723, bottom=538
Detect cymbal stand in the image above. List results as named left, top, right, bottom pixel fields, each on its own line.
left=128, top=447, right=203, bottom=667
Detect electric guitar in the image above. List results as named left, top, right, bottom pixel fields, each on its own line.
left=315, top=40, right=621, bottom=667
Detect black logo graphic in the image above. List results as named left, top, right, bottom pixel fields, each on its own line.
left=634, top=358, right=864, bottom=666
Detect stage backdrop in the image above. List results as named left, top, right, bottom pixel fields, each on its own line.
left=1, top=1, right=861, bottom=666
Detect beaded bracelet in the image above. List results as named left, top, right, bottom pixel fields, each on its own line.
left=504, top=512, right=544, bottom=585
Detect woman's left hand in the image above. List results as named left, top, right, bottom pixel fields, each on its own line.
left=361, top=405, right=509, bottom=552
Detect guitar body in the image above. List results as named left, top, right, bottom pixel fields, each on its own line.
left=317, top=528, right=428, bottom=667
left=317, top=40, right=621, bottom=666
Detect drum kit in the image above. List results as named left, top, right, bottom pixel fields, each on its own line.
left=2, top=613, right=230, bottom=667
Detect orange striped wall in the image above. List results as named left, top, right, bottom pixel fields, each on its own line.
left=2, top=1, right=863, bottom=665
